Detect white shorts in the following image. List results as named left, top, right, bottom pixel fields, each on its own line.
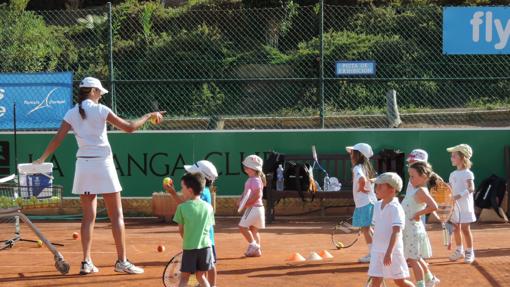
left=368, top=251, right=410, bottom=280
left=72, top=157, right=122, bottom=195
left=450, top=205, right=476, bottom=224
left=239, top=206, right=265, bottom=229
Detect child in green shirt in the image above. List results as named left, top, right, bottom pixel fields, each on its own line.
left=173, top=173, right=215, bottom=287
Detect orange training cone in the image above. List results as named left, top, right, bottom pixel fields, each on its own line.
left=319, top=250, right=334, bottom=259
left=286, top=252, right=306, bottom=262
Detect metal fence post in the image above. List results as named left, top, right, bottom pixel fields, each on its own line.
left=107, top=2, right=116, bottom=114
left=319, top=0, right=325, bottom=129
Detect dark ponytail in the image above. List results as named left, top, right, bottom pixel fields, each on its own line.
left=428, top=172, right=444, bottom=189
left=352, top=150, right=376, bottom=178
left=78, top=87, right=92, bottom=119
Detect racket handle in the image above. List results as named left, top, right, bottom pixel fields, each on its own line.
left=442, top=226, right=449, bottom=246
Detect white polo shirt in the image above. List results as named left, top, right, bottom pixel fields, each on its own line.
left=371, top=198, right=405, bottom=254
left=352, top=164, right=377, bottom=208
left=63, top=99, right=113, bottom=158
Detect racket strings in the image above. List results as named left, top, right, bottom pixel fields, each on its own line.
left=332, top=219, right=361, bottom=249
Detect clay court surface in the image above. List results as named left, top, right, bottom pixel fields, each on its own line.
left=0, top=217, right=509, bottom=287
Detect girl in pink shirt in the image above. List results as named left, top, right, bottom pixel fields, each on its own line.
left=237, top=155, right=266, bottom=257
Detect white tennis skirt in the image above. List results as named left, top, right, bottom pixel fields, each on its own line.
left=239, top=206, right=265, bottom=229
left=72, top=157, right=122, bottom=195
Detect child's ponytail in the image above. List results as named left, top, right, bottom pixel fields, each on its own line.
left=428, top=172, right=444, bottom=189
left=256, top=170, right=267, bottom=187
left=352, top=150, right=376, bottom=178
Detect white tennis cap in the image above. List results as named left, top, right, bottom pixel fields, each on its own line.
left=184, top=160, right=218, bottom=181
left=242, top=155, right=263, bottom=172
left=407, top=149, right=428, bottom=163
left=79, top=77, right=108, bottom=95
left=375, top=172, right=403, bottom=192
left=346, top=143, right=373, bottom=159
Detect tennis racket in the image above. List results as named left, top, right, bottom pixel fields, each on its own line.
left=430, top=180, right=454, bottom=247
left=331, top=217, right=361, bottom=249
left=162, top=252, right=200, bottom=287
left=311, top=145, right=328, bottom=191
left=237, top=189, right=250, bottom=213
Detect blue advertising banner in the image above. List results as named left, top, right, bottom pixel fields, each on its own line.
left=335, top=61, right=376, bottom=76
left=0, top=72, right=73, bottom=130
left=443, top=6, right=510, bottom=54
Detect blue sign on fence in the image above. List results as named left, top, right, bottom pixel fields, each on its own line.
left=0, top=72, right=73, bottom=130
left=443, top=7, right=510, bottom=55
left=335, top=61, right=376, bottom=76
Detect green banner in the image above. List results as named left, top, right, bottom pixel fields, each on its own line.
left=1, top=129, right=508, bottom=196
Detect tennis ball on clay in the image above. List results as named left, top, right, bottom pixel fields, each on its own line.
left=163, top=177, right=173, bottom=186
left=72, top=232, right=80, bottom=240
left=336, top=242, right=344, bottom=248
left=36, top=240, right=43, bottom=248
left=157, top=245, right=165, bottom=253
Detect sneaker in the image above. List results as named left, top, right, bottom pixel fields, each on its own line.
left=114, top=259, right=144, bottom=274
left=449, top=249, right=465, bottom=261
left=358, top=254, right=371, bottom=263
left=464, top=250, right=475, bottom=264
left=245, top=244, right=261, bottom=257
left=426, top=276, right=440, bottom=287
left=79, top=261, right=99, bottom=275
left=251, top=246, right=262, bottom=257
left=244, top=244, right=258, bottom=257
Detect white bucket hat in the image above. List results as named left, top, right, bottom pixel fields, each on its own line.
left=242, top=155, right=263, bottom=172
left=346, top=143, right=373, bottom=159
left=184, top=160, right=218, bottom=181
left=407, top=149, right=428, bottom=163
left=79, top=77, right=108, bottom=95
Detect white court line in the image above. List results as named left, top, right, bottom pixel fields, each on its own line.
left=0, top=251, right=117, bottom=254
left=131, top=244, right=142, bottom=254
left=1, top=127, right=509, bottom=135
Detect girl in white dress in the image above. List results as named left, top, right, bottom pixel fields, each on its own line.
left=404, top=162, right=439, bottom=287
left=447, top=144, right=476, bottom=264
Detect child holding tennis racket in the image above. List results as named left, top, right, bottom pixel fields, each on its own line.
left=163, top=160, right=219, bottom=287
left=369, top=172, right=414, bottom=287
left=346, top=143, right=377, bottom=263
left=184, top=160, right=219, bottom=287
left=447, top=144, right=476, bottom=264
left=404, top=161, right=439, bottom=287
left=237, top=155, right=266, bottom=257
left=172, top=173, right=215, bottom=287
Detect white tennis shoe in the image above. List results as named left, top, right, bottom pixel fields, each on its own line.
left=80, top=260, right=99, bottom=275
left=115, top=259, right=144, bottom=274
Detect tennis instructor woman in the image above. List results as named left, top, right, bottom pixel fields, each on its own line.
left=35, top=77, right=164, bottom=275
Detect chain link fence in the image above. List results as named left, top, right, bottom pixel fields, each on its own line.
left=1, top=3, right=509, bottom=130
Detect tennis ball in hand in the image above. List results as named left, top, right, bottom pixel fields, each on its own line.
left=72, top=232, right=80, bottom=240
left=150, top=114, right=161, bottom=125
left=163, top=177, right=173, bottom=186
left=157, top=245, right=165, bottom=253
left=36, top=240, right=43, bottom=247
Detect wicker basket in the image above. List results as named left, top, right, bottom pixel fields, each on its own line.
left=151, top=192, right=179, bottom=223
